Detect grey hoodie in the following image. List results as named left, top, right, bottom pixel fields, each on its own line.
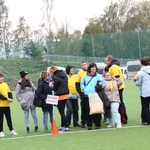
left=134, top=66, right=150, bottom=98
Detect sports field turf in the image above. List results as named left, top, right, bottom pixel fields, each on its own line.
left=0, top=80, right=149, bottom=150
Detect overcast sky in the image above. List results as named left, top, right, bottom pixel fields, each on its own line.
left=5, top=0, right=140, bottom=32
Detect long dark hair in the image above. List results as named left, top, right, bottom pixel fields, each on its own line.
left=21, top=78, right=32, bottom=89
left=87, top=63, right=98, bottom=73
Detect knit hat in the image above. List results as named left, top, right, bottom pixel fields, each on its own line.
left=66, top=65, right=74, bottom=75
left=19, top=71, right=28, bottom=78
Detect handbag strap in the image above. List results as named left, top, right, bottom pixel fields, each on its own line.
left=84, top=75, right=95, bottom=90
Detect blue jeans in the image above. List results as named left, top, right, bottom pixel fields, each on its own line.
left=24, top=108, right=38, bottom=127
left=66, top=98, right=79, bottom=126
left=43, top=106, right=53, bottom=130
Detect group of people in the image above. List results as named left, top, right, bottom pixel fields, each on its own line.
left=76, top=56, right=128, bottom=130
left=1, top=54, right=149, bottom=137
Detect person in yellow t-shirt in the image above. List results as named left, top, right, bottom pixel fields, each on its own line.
left=0, top=73, right=17, bottom=137
left=66, top=65, right=80, bottom=127
left=75, top=60, right=88, bottom=128
left=105, top=55, right=128, bottom=124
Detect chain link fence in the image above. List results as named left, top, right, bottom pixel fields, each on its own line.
left=46, top=54, right=136, bottom=66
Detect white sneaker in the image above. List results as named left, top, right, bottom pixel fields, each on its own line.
left=107, top=124, right=114, bottom=128
left=10, top=130, right=17, bottom=135
left=116, top=125, right=122, bottom=128
left=0, top=132, right=5, bottom=137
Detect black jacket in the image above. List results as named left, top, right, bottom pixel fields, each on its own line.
left=52, top=70, right=69, bottom=96
left=36, top=79, right=52, bottom=112
left=107, top=59, right=121, bottom=78
left=107, top=59, right=120, bottom=68
left=95, top=83, right=111, bottom=118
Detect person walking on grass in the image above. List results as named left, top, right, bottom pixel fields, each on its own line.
left=66, top=65, right=80, bottom=127
left=134, top=57, right=150, bottom=126
left=75, top=60, right=89, bottom=128
left=103, top=72, right=122, bottom=128
left=105, top=55, right=128, bottom=124
left=0, top=73, right=17, bottom=137
left=80, top=63, right=105, bottom=130
left=49, top=66, right=69, bottom=132
left=36, top=71, right=53, bottom=132
left=16, top=71, right=38, bottom=133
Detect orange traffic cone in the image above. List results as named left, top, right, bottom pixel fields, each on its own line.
left=52, top=119, right=59, bottom=135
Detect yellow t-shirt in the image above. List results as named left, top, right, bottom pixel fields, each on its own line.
left=0, top=82, right=11, bottom=107
left=68, top=75, right=78, bottom=94
left=76, top=69, right=87, bottom=82
left=109, top=64, right=125, bottom=89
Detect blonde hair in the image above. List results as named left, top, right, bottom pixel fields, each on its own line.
left=49, top=66, right=58, bottom=74
left=40, top=71, right=48, bottom=80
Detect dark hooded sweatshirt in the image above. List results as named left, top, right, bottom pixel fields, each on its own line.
left=52, top=70, right=69, bottom=96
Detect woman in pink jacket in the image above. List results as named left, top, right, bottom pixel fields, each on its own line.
left=104, top=72, right=122, bottom=128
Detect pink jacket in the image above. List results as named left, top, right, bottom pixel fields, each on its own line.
left=104, top=78, right=122, bottom=103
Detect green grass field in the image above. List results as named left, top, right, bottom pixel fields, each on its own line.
left=0, top=80, right=149, bottom=150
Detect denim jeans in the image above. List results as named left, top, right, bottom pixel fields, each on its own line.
left=24, top=107, right=38, bottom=127
left=66, top=98, right=79, bottom=126
left=109, top=102, right=121, bottom=126
left=43, top=107, right=53, bottom=131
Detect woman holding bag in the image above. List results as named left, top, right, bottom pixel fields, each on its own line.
left=80, top=63, right=105, bottom=130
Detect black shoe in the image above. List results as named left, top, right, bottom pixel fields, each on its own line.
left=26, top=127, right=30, bottom=133
left=81, top=124, right=85, bottom=128
left=74, top=123, right=81, bottom=127
left=35, top=126, right=38, bottom=132
left=88, top=126, right=92, bottom=130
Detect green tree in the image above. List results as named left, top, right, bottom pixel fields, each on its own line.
left=81, top=0, right=150, bottom=59
left=25, top=41, right=45, bottom=60
left=123, top=1, right=150, bottom=31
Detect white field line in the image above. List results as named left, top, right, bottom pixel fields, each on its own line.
left=0, top=125, right=145, bottom=141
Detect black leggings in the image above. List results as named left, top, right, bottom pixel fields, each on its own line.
left=57, top=100, right=68, bottom=128
left=0, top=107, right=13, bottom=132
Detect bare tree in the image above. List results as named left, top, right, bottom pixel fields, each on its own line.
left=11, top=17, right=31, bottom=58
left=41, top=0, right=56, bottom=39
left=0, top=0, right=11, bottom=58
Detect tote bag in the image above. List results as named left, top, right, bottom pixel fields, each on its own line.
left=88, top=92, right=105, bottom=115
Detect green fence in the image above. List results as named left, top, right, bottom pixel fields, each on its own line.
left=46, top=55, right=136, bottom=67
left=1, top=30, right=149, bottom=61
left=43, top=30, right=150, bottom=60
